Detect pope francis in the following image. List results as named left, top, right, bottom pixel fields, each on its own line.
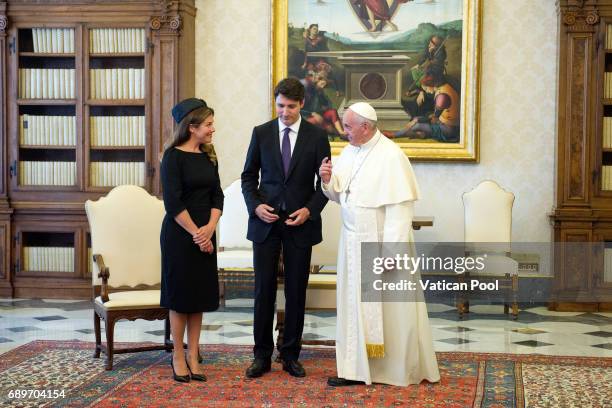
left=319, top=102, right=440, bottom=387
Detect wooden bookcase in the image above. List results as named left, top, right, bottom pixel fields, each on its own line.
left=551, top=0, right=612, bottom=311
left=0, top=0, right=196, bottom=298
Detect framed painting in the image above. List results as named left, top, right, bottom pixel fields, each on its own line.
left=272, top=0, right=482, bottom=161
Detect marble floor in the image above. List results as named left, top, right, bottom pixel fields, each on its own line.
left=0, top=297, right=610, bottom=359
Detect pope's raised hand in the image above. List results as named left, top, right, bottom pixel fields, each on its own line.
left=319, top=157, right=332, bottom=184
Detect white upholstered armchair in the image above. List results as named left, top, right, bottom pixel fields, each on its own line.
left=216, top=179, right=254, bottom=305
left=459, top=180, right=519, bottom=319
left=85, top=185, right=171, bottom=370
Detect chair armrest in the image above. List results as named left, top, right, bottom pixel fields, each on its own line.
left=310, top=265, right=322, bottom=274
left=93, top=254, right=110, bottom=302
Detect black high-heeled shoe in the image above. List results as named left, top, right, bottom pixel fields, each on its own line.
left=171, top=359, right=190, bottom=383
left=186, top=360, right=207, bottom=382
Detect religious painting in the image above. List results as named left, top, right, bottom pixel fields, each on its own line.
left=272, top=0, right=482, bottom=161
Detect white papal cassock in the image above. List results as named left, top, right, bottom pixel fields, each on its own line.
left=322, top=130, right=440, bottom=386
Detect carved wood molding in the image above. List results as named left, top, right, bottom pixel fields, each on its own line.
left=0, top=0, right=5, bottom=34
left=149, top=14, right=181, bottom=32
left=150, top=0, right=183, bottom=33
left=159, top=0, right=172, bottom=14
left=560, top=0, right=599, bottom=32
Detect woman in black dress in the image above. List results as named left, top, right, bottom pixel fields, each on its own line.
left=160, top=98, right=223, bottom=382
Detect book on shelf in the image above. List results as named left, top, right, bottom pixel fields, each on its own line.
left=105, top=69, right=111, bottom=99
left=36, top=69, right=42, bottom=99
left=20, top=115, right=76, bottom=146
left=19, top=161, right=76, bottom=186
left=57, top=29, right=64, bottom=53
left=90, top=161, right=145, bottom=187
left=134, top=68, right=142, bottom=98
left=121, top=69, right=129, bottom=99
left=19, top=68, right=75, bottom=99
left=19, top=69, right=24, bottom=99
left=90, top=116, right=145, bottom=146
left=23, top=246, right=74, bottom=272
left=110, top=68, right=117, bottom=99
left=604, top=117, right=612, bottom=149
left=89, top=28, right=145, bottom=53
left=45, top=29, right=52, bottom=53
left=90, top=68, right=144, bottom=99
left=67, top=70, right=74, bottom=98
left=53, top=69, right=60, bottom=98
left=31, top=28, right=75, bottom=54
left=128, top=69, right=135, bottom=99
left=603, top=166, right=612, bottom=191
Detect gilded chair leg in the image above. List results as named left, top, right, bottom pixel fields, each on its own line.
left=457, top=273, right=469, bottom=318
left=457, top=301, right=467, bottom=320
left=512, top=275, right=519, bottom=320
left=219, top=280, right=226, bottom=307
left=93, top=311, right=101, bottom=358
left=104, top=317, right=115, bottom=370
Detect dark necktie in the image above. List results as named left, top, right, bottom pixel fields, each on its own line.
left=281, top=127, right=292, bottom=176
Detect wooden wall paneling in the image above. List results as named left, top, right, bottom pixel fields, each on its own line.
left=75, top=23, right=84, bottom=191
left=7, top=23, right=17, bottom=194
left=0, top=3, right=8, bottom=200
left=552, top=1, right=612, bottom=311
left=0, top=4, right=13, bottom=296
left=566, top=35, right=590, bottom=203
left=0, top=219, right=12, bottom=297
left=150, top=20, right=178, bottom=195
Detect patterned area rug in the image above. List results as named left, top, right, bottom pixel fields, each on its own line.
left=0, top=341, right=609, bottom=407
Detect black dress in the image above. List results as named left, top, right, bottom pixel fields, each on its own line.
left=160, top=147, right=224, bottom=313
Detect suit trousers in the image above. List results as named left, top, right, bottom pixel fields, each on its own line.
left=252, top=214, right=312, bottom=362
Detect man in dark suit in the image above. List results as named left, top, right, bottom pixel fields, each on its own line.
left=241, top=77, right=331, bottom=378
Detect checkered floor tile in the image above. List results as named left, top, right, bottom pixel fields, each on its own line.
left=0, top=298, right=609, bottom=358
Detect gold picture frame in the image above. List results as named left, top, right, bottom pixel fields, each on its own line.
left=272, top=0, right=482, bottom=161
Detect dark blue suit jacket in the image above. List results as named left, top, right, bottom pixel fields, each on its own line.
left=241, top=118, right=331, bottom=247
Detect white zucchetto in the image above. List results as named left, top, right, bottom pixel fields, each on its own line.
left=348, top=102, right=377, bottom=121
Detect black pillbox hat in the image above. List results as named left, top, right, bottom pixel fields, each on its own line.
left=171, top=98, right=207, bottom=124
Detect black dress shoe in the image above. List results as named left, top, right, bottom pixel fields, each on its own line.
left=282, top=359, right=306, bottom=377
left=327, top=376, right=364, bottom=387
left=186, top=361, right=207, bottom=382
left=245, top=359, right=271, bottom=378
left=170, top=359, right=190, bottom=383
